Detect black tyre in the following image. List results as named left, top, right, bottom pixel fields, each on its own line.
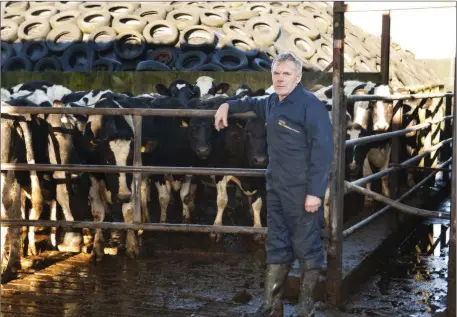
left=114, top=31, right=146, bottom=60
left=33, top=57, right=62, bottom=71
left=61, top=43, right=94, bottom=72
left=175, top=50, right=207, bottom=71
left=88, top=26, right=116, bottom=52
left=21, top=41, right=49, bottom=62
left=2, top=56, right=32, bottom=71
left=1, top=42, right=14, bottom=64
left=251, top=58, right=271, bottom=71
left=192, top=63, right=224, bottom=71
left=136, top=60, right=170, bottom=71
left=147, top=47, right=178, bottom=67
left=211, top=48, right=248, bottom=71
left=219, top=35, right=258, bottom=59
left=46, top=24, right=82, bottom=52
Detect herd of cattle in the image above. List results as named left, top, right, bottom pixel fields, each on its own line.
left=1, top=77, right=431, bottom=269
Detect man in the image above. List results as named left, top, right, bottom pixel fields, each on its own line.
left=214, top=52, right=333, bottom=317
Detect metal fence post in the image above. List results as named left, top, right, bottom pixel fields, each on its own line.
left=381, top=10, right=391, bottom=85
left=327, top=0, right=345, bottom=307
left=132, top=116, right=142, bottom=227
left=443, top=94, right=453, bottom=183
left=447, top=52, right=456, bottom=317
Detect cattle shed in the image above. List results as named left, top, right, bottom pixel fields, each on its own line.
left=1, top=1, right=456, bottom=316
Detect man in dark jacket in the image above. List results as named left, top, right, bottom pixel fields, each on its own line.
left=214, top=52, right=333, bottom=317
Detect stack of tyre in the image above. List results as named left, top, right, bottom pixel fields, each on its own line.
left=0, top=1, right=441, bottom=87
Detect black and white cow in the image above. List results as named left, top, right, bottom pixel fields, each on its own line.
left=2, top=87, right=91, bottom=256
left=186, top=83, right=268, bottom=242
left=1, top=114, right=27, bottom=275
left=143, top=79, right=203, bottom=224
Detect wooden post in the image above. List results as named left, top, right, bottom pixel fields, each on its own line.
left=381, top=11, right=391, bottom=85
left=327, top=0, right=345, bottom=308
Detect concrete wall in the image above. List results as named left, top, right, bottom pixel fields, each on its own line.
left=1, top=71, right=382, bottom=94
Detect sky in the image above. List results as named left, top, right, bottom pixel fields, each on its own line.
left=343, top=1, right=456, bottom=59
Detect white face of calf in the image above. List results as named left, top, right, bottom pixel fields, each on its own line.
left=372, top=85, right=393, bottom=132
left=109, top=139, right=132, bottom=201
left=196, top=76, right=214, bottom=97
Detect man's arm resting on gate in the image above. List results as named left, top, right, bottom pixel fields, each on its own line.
left=226, top=96, right=269, bottom=120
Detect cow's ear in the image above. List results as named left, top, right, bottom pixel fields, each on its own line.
left=192, top=85, right=200, bottom=97
left=249, top=88, right=265, bottom=96
left=402, top=104, right=413, bottom=115
left=155, top=84, right=170, bottom=96
left=216, top=83, right=230, bottom=94
left=180, top=119, right=189, bottom=128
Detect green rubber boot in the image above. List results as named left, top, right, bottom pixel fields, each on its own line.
left=290, top=264, right=320, bottom=317
left=250, top=264, right=291, bottom=317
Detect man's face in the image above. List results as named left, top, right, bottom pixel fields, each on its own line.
left=272, top=60, right=302, bottom=100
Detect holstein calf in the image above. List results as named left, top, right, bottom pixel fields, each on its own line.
left=187, top=84, right=269, bottom=242
left=151, top=79, right=203, bottom=224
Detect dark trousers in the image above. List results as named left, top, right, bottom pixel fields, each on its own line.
left=265, top=186, right=324, bottom=268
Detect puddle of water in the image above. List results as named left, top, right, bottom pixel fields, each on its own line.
left=343, top=198, right=451, bottom=317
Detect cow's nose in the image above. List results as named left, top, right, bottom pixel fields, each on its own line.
left=253, top=156, right=267, bottom=165
left=196, top=146, right=210, bottom=158
left=349, top=162, right=358, bottom=171
left=374, top=122, right=388, bottom=131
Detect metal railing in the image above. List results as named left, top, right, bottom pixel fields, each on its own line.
left=0, top=91, right=454, bottom=235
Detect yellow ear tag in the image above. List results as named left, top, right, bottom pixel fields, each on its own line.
left=141, top=146, right=146, bottom=153
left=181, top=120, right=189, bottom=128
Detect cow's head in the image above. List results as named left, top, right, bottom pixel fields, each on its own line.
left=187, top=100, right=214, bottom=159
left=233, top=84, right=265, bottom=99
left=370, top=85, right=394, bottom=132
left=155, top=79, right=197, bottom=107
left=193, top=76, right=230, bottom=97
left=345, top=121, right=368, bottom=180
left=244, top=118, right=268, bottom=168
left=351, top=89, right=372, bottom=131
left=83, top=98, right=134, bottom=203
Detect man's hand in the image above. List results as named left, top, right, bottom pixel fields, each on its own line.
left=304, top=195, right=321, bottom=213
left=214, top=103, right=229, bottom=131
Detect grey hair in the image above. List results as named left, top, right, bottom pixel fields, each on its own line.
left=271, top=52, right=303, bottom=73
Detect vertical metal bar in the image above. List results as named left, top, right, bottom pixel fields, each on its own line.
left=390, top=101, right=402, bottom=199
left=447, top=51, right=456, bottom=317
left=327, top=1, right=345, bottom=307
left=381, top=11, right=391, bottom=85
left=443, top=95, right=453, bottom=183
left=132, top=116, right=142, bottom=225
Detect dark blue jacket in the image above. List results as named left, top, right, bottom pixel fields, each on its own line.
left=227, top=83, right=333, bottom=197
